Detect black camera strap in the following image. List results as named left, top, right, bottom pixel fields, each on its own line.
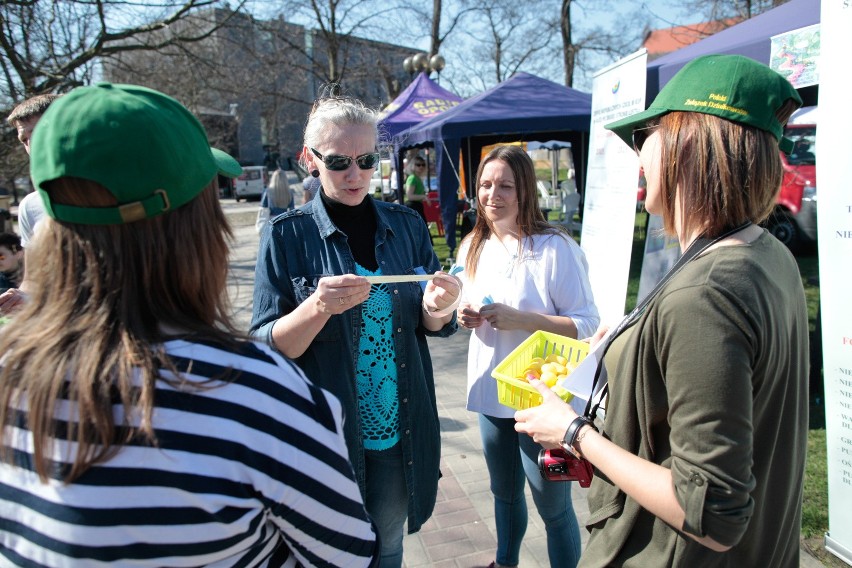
left=582, top=222, right=752, bottom=420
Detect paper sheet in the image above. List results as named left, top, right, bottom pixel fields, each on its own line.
left=557, top=326, right=617, bottom=414
left=364, top=274, right=436, bottom=284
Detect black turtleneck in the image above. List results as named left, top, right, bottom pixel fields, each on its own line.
left=320, top=190, right=379, bottom=271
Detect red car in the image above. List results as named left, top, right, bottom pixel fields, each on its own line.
left=766, top=119, right=817, bottom=250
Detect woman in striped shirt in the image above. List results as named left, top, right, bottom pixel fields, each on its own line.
left=0, top=83, right=378, bottom=567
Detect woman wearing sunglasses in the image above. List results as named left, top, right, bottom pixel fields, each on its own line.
left=515, top=55, right=809, bottom=566
left=251, top=95, right=462, bottom=568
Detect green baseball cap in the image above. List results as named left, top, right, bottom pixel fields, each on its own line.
left=606, top=54, right=802, bottom=154
left=30, top=82, right=242, bottom=225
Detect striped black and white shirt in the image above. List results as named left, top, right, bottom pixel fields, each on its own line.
left=0, top=338, right=378, bottom=567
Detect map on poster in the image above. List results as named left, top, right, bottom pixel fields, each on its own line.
left=770, top=23, right=820, bottom=89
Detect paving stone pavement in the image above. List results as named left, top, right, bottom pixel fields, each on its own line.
left=222, top=198, right=824, bottom=568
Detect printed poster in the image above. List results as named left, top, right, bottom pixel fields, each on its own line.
left=817, top=2, right=852, bottom=564
left=580, top=49, right=647, bottom=326
left=636, top=214, right=681, bottom=303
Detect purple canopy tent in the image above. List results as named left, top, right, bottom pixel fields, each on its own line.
left=378, top=72, right=463, bottom=139
left=378, top=73, right=462, bottom=205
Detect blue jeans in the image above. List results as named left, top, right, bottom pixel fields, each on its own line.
left=364, top=444, right=408, bottom=568
left=479, top=414, right=581, bottom=568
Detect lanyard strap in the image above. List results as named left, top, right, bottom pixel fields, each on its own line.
left=582, top=222, right=751, bottom=419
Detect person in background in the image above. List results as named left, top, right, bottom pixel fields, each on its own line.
left=251, top=94, right=462, bottom=568
left=404, top=156, right=430, bottom=230
left=0, top=83, right=379, bottom=567
left=515, top=55, right=808, bottom=567
left=455, top=144, right=599, bottom=568
left=0, top=93, right=60, bottom=314
left=267, top=168, right=294, bottom=211
left=256, top=168, right=293, bottom=234
left=0, top=232, right=23, bottom=294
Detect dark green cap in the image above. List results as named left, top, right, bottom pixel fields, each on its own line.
left=30, top=82, right=242, bottom=225
left=606, top=54, right=802, bottom=154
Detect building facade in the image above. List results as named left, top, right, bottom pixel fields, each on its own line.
left=106, top=9, right=413, bottom=168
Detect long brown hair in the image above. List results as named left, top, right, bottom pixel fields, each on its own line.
left=0, top=179, right=240, bottom=483
left=463, top=145, right=566, bottom=280
left=657, top=99, right=799, bottom=239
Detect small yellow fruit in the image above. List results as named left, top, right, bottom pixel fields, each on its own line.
left=541, top=371, right=558, bottom=387
left=544, top=354, right=560, bottom=363
left=521, top=368, right=541, bottom=380
left=525, top=361, right=542, bottom=373
left=550, top=363, right=567, bottom=375
left=551, top=385, right=574, bottom=402
left=531, top=357, right=545, bottom=365
left=555, top=355, right=568, bottom=366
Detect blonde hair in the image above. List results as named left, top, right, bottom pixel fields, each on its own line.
left=267, top=169, right=291, bottom=209
left=0, top=179, right=240, bottom=483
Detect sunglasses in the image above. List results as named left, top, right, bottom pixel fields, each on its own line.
left=632, top=124, right=658, bottom=155
left=310, top=147, right=380, bottom=171
left=415, top=163, right=426, bottom=168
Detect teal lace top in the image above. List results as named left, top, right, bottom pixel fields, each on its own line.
left=355, top=264, right=399, bottom=450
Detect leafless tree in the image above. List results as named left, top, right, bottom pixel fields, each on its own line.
left=0, top=0, right=246, bottom=101
left=412, top=0, right=475, bottom=57
left=0, top=0, right=245, bottom=196
left=430, top=0, right=652, bottom=94
left=106, top=6, right=411, bottom=165
left=560, top=0, right=577, bottom=87
left=439, top=0, right=558, bottom=95
left=674, top=0, right=786, bottom=23
left=563, top=1, right=650, bottom=89
left=268, top=0, right=403, bottom=88
left=106, top=10, right=309, bottom=156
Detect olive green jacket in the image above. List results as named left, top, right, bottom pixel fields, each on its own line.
left=581, top=231, right=808, bottom=568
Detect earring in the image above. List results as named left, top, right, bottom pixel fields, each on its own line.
left=311, top=169, right=320, bottom=178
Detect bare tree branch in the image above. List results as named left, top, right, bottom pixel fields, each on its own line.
left=0, top=0, right=247, bottom=100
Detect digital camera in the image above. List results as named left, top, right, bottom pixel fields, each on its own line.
left=538, top=448, right=594, bottom=487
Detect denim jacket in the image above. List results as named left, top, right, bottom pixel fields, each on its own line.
left=251, top=195, right=456, bottom=534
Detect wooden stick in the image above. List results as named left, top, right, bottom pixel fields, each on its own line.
left=364, top=274, right=437, bottom=284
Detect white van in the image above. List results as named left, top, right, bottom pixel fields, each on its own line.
left=232, top=166, right=267, bottom=201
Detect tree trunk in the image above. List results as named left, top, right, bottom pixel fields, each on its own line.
left=431, top=0, right=442, bottom=56
left=561, top=0, right=575, bottom=88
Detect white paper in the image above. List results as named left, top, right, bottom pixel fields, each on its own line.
left=581, top=49, right=648, bottom=324
left=556, top=325, right=620, bottom=414
left=364, top=274, right=436, bottom=284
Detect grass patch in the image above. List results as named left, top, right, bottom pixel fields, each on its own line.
left=803, top=429, right=828, bottom=539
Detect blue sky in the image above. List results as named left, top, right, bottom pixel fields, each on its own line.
left=428, top=0, right=692, bottom=94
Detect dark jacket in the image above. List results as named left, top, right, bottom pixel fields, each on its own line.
left=251, top=195, right=456, bottom=533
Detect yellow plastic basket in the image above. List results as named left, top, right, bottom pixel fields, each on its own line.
left=491, top=330, right=590, bottom=410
